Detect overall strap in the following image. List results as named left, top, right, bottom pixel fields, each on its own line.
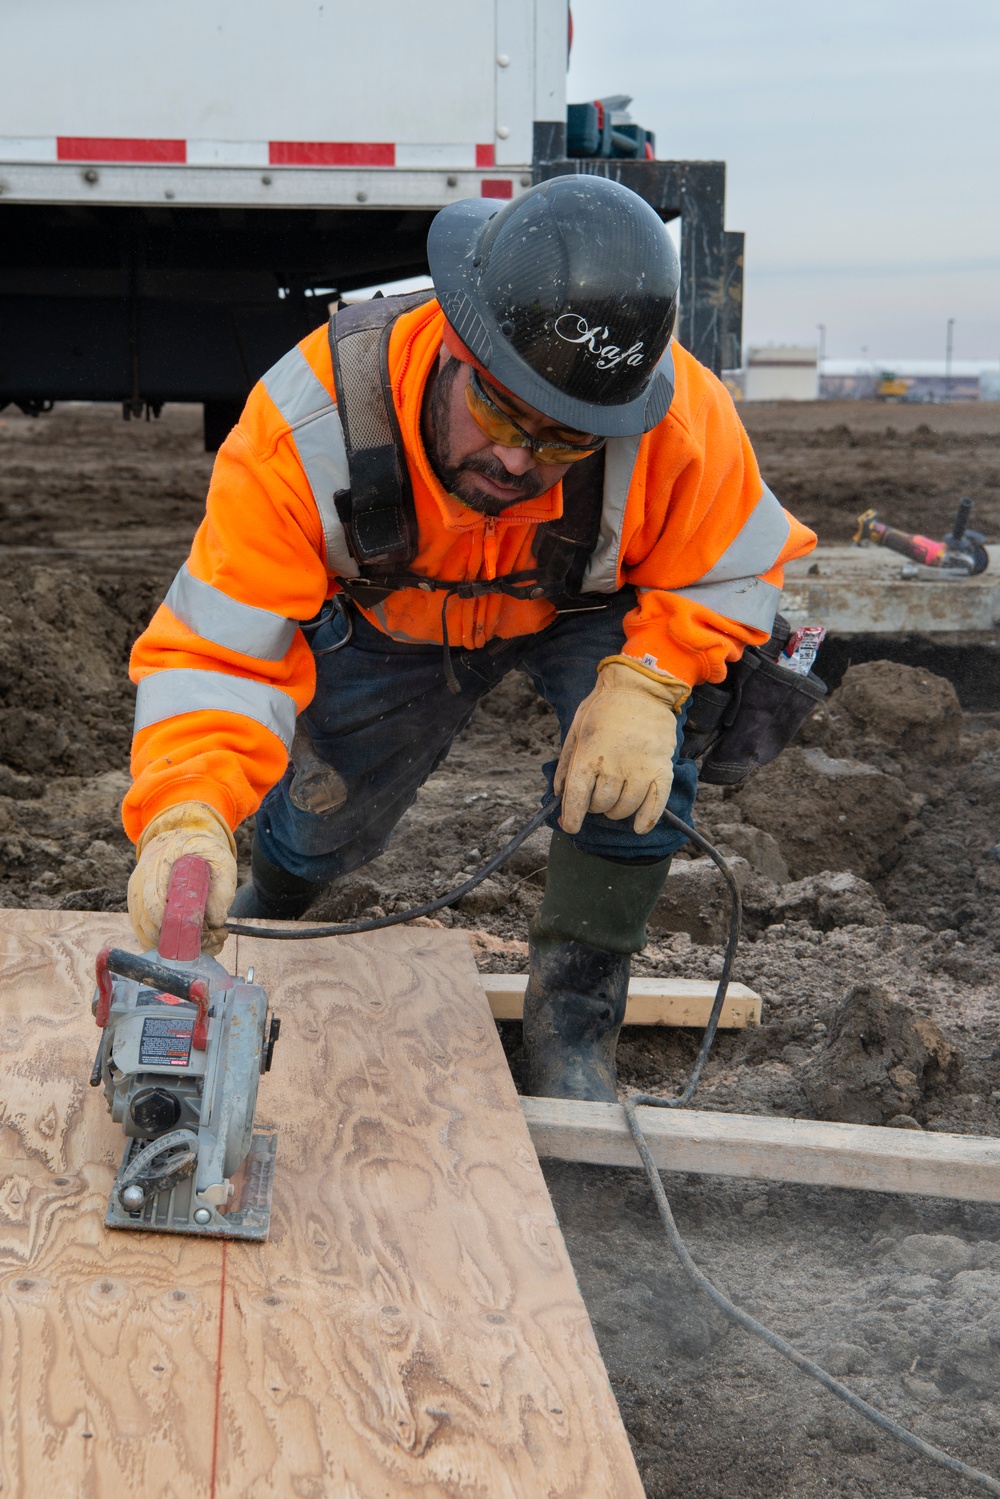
left=532, top=448, right=607, bottom=600
left=328, top=291, right=432, bottom=567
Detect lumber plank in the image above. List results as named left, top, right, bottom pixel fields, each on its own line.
left=523, top=1097, right=1000, bottom=1204
left=484, top=973, right=761, bottom=1028
left=0, top=910, right=643, bottom=1498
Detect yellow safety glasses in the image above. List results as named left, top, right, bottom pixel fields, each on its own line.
left=464, top=369, right=605, bottom=464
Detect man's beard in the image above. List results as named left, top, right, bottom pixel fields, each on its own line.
left=424, top=359, right=549, bottom=516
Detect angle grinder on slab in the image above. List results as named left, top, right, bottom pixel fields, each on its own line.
left=854, top=496, right=989, bottom=579
left=90, top=853, right=280, bottom=1240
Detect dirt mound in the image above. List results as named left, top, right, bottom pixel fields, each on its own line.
left=0, top=562, right=171, bottom=777
left=771, top=870, right=885, bottom=930
left=0, top=542, right=179, bottom=910
left=800, top=983, right=960, bottom=1125
left=880, top=746, right=1000, bottom=933
left=733, top=744, right=912, bottom=881
left=836, top=659, right=962, bottom=756
left=714, top=658, right=1000, bottom=939
left=803, top=658, right=963, bottom=766
left=0, top=769, right=134, bottom=910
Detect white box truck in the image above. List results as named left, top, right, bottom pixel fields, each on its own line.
left=0, top=0, right=742, bottom=445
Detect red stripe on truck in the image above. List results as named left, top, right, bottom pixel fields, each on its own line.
left=57, top=137, right=186, bottom=163
left=475, top=144, right=495, bottom=167
left=269, top=141, right=395, bottom=167
left=481, top=179, right=513, bottom=199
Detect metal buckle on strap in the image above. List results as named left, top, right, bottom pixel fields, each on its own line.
left=552, top=599, right=614, bottom=614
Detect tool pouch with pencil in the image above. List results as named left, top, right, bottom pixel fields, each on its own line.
left=680, top=615, right=827, bottom=786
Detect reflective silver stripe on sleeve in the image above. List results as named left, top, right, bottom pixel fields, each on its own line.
left=164, top=564, right=298, bottom=661
left=261, top=346, right=359, bottom=578
left=668, top=575, right=782, bottom=633
left=695, top=485, right=790, bottom=585
left=581, top=432, right=643, bottom=593
left=133, top=669, right=296, bottom=749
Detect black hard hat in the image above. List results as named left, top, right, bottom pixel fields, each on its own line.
left=427, top=174, right=679, bottom=438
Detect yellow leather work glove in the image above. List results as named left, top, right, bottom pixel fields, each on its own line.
left=555, top=656, right=691, bottom=836
left=127, top=802, right=238, bottom=957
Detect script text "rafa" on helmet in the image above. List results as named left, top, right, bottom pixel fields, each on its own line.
left=554, top=314, right=645, bottom=369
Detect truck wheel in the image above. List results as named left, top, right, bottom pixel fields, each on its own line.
left=203, top=400, right=244, bottom=453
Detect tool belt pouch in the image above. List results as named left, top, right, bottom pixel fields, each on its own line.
left=681, top=628, right=827, bottom=786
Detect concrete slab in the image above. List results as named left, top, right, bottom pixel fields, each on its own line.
left=781, top=545, right=1000, bottom=634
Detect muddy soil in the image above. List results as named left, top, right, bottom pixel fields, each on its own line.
left=3, top=399, right=1000, bottom=1496
left=741, top=398, right=1000, bottom=546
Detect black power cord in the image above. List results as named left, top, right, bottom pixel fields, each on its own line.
left=626, top=1109, right=1000, bottom=1496
left=225, top=795, right=558, bottom=940
left=625, top=820, right=1000, bottom=1496
left=227, top=793, right=1000, bottom=1493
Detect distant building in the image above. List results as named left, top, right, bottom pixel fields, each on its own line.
left=744, top=346, right=819, bottom=402
left=818, top=359, right=997, bottom=402
left=817, top=370, right=877, bottom=400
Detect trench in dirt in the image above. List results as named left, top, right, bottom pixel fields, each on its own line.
left=3, top=398, right=1000, bottom=1495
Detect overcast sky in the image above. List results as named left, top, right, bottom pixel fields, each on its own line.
left=566, top=0, right=1000, bottom=363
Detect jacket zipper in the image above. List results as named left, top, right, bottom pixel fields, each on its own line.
left=475, top=518, right=501, bottom=643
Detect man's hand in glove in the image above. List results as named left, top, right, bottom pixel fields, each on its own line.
left=555, top=655, right=691, bottom=836
left=128, top=802, right=238, bottom=956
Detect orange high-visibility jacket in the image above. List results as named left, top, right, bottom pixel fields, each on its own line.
left=124, top=298, right=816, bottom=842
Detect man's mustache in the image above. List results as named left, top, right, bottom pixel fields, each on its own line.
left=458, top=453, right=547, bottom=500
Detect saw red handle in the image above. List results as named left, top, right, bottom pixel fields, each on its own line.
left=94, top=857, right=213, bottom=1047
left=95, top=947, right=211, bottom=1050
left=157, top=854, right=212, bottom=962
left=95, top=945, right=114, bottom=1029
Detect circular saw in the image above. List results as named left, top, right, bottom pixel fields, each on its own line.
left=90, top=854, right=280, bottom=1240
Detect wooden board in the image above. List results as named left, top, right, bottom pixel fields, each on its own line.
left=523, top=1097, right=1000, bottom=1204
left=0, top=911, right=643, bottom=1499
left=484, top=974, right=761, bottom=1028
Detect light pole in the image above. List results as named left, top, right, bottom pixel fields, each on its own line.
left=946, top=318, right=955, bottom=399
left=816, top=323, right=826, bottom=397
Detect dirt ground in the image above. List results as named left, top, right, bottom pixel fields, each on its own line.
left=3, top=397, right=1000, bottom=1495
left=741, top=397, right=1000, bottom=546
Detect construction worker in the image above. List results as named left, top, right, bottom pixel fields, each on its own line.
left=125, top=176, right=815, bottom=1102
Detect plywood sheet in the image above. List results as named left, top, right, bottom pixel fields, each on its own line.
left=0, top=910, right=643, bottom=1499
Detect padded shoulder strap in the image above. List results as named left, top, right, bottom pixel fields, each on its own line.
left=532, top=448, right=606, bottom=595
left=328, top=291, right=432, bottom=568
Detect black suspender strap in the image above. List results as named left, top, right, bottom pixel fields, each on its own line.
left=328, top=291, right=431, bottom=568
left=532, top=447, right=606, bottom=600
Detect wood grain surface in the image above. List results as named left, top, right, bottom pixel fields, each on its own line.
left=0, top=911, right=224, bottom=1499
left=0, top=910, right=643, bottom=1498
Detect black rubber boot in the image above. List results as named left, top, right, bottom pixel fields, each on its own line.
left=523, top=939, right=630, bottom=1101
left=522, top=828, right=672, bottom=1101
left=228, top=836, right=326, bottom=920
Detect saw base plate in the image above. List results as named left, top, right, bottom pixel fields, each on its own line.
left=105, top=1130, right=277, bottom=1240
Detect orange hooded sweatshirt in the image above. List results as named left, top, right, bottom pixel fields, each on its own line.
left=124, top=298, right=815, bottom=842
